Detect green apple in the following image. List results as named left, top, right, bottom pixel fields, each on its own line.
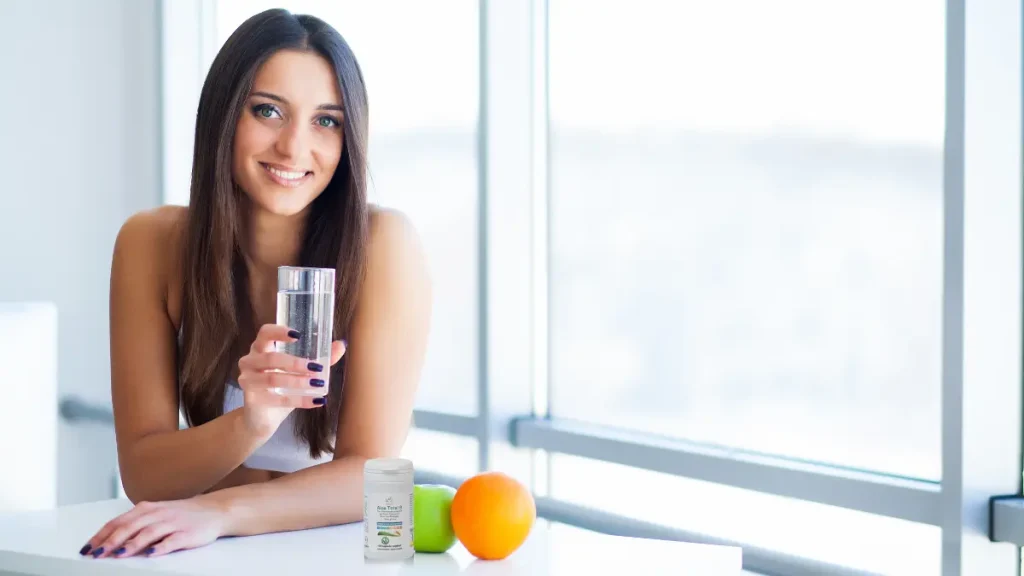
left=413, top=483, right=458, bottom=553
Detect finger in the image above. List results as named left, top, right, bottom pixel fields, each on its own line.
left=238, top=351, right=322, bottom=375
left=90, top=505, right=165, bottom=558
left=250, top=324, right=300, bottom=353
left=238, top=369, right=326, bottom=393
left=246, top=389, right=325, bottom=408
left=329, top=340, right=347, bottom=366
left=119, top=522, right=175, bottom=558
left=80, top=502, right=156, bottom=557
left=145, top=531, right=208, bottom=557
left=295, top=394, right=330, bottom=409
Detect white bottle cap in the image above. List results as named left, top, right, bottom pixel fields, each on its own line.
left=364, top=457, right=414, bottom=476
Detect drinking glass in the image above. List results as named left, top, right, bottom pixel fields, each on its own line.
left=274, top=266, right=335, bottom=397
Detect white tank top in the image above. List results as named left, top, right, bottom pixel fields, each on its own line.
left=222, top=381, right=324, bottom=473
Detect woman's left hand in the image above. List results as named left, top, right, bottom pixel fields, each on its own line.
left=80, top=497, right=227, bottom=559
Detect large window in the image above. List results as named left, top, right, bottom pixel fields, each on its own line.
left=215, top=0, right=481, bottom=415
left=547, top=0, right=944, bottom=481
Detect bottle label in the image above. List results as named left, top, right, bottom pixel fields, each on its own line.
left=364, top=491, right=413, bottom=553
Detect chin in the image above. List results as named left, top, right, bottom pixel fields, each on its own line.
left=241, top=168, right=326, bottom=217
left=250, top=189, right=320, bottom=218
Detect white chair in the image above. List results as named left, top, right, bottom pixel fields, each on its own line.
left=0, top=302, right=57, bottom=511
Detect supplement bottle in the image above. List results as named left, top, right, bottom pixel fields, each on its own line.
left=364, top=457, right=414, bottom=560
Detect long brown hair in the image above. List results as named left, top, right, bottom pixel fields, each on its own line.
left=178, top=9, right=369, bottom=458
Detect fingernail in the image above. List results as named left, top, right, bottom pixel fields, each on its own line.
left=341, top=339, right=348, bottom=348
left=308, top=362, right=323, bottom=372
left=145, top=547, right=156, bottom=556
left=313, top=397, right=326, bottom=406
left=114, top=547, right=127, bottom=556
left=91, top=547, right=105, bottom=557
left=79, top=544, right=92, bottom=555
left=288, top=329, right=301, bottom=339
left=310, top=378, right=325, bottom=387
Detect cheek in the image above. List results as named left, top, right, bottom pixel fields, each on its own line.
left=315, top=134, right=345, bottom=180
left=233, top=117, right=274, bottom=167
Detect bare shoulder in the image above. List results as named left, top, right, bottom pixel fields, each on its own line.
left=114, top=205, right=187, bottom=253
left=366, top=206, right=430, bottom=281
left=357, top=206, right=431, bottom=308
left=368, top=206, right=422, bottom=249
left=112, top=205, right=188, bottom=311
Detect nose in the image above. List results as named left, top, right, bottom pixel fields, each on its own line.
left=274, top=119, right=309, bottom=163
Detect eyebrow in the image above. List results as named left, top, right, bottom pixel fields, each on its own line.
left=250, top=90, right=344, bottom=113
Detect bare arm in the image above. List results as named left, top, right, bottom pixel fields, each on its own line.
left=110, top=210, right=276, bottom=503
left=205, top=467, right=289, bottom=494
left=199, top=209, right=431, bottom=535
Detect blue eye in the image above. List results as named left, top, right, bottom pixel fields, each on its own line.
left=316, top=116, right=341, bottom=128
left=252, top=103, right=281, bottom=119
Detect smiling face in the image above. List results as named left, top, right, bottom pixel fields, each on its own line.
left=232, top=49, right=345, bottom=217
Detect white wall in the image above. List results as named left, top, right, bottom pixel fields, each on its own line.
left=0, top=0, right=162, bottom=504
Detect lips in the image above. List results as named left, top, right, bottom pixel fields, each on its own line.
left=260, top=162, right=312, bottom=187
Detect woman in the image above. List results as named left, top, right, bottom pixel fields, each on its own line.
left=79, top=9, right=430, bottom=559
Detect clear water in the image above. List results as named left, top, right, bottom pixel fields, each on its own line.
left=274, top=290, right=334, bottom=397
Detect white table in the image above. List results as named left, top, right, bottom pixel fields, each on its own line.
left=0, top=499, right=742, bottom=575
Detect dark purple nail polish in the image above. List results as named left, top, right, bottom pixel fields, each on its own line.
left=313, top=397, right=326, bottom=406
left=308, top=362, right=323, bottom=372
left=288, top=329, right=301, bottom=339
left=79, top=544, right=92, bottom=555
left=91, top=547, right=105, bottom=557
left=310, top=378, right=325, bottom=387
left=145, top=547, right=156, bottom=556
left=114, top=547, right=127, bottom=556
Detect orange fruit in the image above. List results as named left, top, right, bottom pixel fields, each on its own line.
left=450, top=471, right=536, bottom=560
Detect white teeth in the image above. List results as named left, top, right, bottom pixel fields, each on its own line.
left=265, top=165, right=307, bottom=180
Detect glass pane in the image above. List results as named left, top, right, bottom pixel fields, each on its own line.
left=215, top=0, right=480, bottom=414
left=400, top=428, right=479, bottom=479
left=488, top=442, right=536, bottom=491
left=547, top=0, right=944, bottom=479
left=552, top=454, right=940, bottom=575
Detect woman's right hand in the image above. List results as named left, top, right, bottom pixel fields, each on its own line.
left=236, top=324, right=327, bottom=437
